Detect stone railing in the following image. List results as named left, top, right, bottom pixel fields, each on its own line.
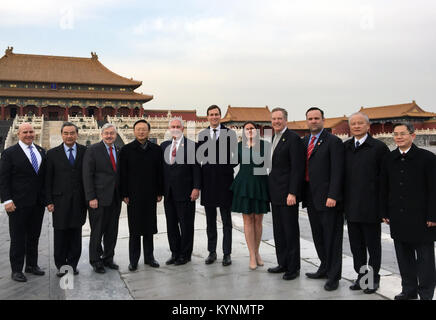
left=4, top=116, right=44, bottom=149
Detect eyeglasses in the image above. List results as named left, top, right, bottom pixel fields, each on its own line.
left=393, top=132, right=411, bottom=137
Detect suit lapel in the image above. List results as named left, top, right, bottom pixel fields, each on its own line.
left=99, top=141, right=114, bottom=170
left=16, top=143, right=38, bottom=176
left=309, top=130, right=327, bottom=159
left=272, top=129, right=288, bottom=158
left=57, top=144, right=73, bottom=168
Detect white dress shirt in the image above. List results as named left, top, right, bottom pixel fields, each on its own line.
left=169, top=136, right=184, bottom=164
left=210, top=125, right=221, bottom=140
left=354, top=134, right=368, bottom=147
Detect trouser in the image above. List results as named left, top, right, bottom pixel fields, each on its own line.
left=129, top=234, right=155, bottom=265
left=8, top=204, right=45, bottom=272
left=394, top=240, right=435, bottom=300
left=54, top=227, right=82, bottom=271
left=271, top=204, right=300, bottom=273
left=164, top=197, right=195, bottom=259
left=205, top=206, right=232, bottom=255
left=305, top=184, right=344, bottom=282
left=88, top=197, right=121, bottom=265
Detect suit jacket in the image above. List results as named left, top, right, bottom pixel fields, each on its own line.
left=119, top=139, right=163, bottom=236
left=380, top=144, right=436, bottom=242
left=302, top=129, right=345, bottom=211
left=45, top=143, right=87, bottom=230
left=197, top=125, right=238, bottom=207
left=0, top=142, right=46, bottom=208
left=344, top=135, right=390, bottom=223
left=82, top=141, right=121, bottom=207
left=161, top=137, right=201, bottom=202
left=268, top=129, right=305, bottom=206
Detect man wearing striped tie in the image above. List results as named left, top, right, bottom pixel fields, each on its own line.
left=0, top=123, right=47, bottom=282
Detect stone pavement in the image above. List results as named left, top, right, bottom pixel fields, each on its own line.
left=0, top=202, right=400, bottom=300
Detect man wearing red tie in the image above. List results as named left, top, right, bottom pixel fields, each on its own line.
left=83, top=123, right=122, bottom=274
left=302, top=107, right=345, bottom=291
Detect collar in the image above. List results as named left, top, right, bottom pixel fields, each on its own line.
left=19, top=140, right=36, bottom=150
left=63, top=143, right=77, bottom=152
left=172, top=135, right=183, bottom=144
left=394, top=144, right=416, bottom=159
left=354, top=134, right=368, bottom=146
left=103, top=142, right=114, bottom=150
left=274, top=127, right=287, bottom=136
left=310, top=128, right=324, bottom=141
left=399, top=147, right=412, bottom=154
left=210, top=125, right=221, bottom=132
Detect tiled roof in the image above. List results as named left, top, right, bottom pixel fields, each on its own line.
left=221, top=106, right=271, bottom=123
left=359, top=101, right=436, bottom=119
left=287, top=116, right=348, bottom=130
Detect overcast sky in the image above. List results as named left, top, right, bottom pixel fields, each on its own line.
left=1, top=0, right=435, bottom=120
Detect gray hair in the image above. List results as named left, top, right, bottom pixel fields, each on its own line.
left=61, top=122, right=79, bottom=134
left=168, top=117, right=184, bottom=128
left=348, top=112, right=370, bottom=125
left=271, top=107, right=288, bottom=120
left=101, top=123, right=117, bottom=134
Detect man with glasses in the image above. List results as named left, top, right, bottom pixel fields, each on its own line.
left=380, top=122, right=436, bottom=300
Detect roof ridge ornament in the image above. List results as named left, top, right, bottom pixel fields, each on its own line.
left=5, top=46, right=13, bottom=56
left=91, top=51, right=98, bottom=60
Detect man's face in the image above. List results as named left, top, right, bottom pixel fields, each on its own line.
left=393, top=125, right=415, bottom=149
left=169, top=120, right=183, bottom=139
left=271, top=111, right=286, bottom=133
left=18, top=123, right=35, bottom=145
left=306, top=110, right=324, bottom=134
left=62, top=126, right=78, bottom=147
left=349, top=115, right=370, bottom=138
left=101, top=127, right=117, bottom=145
left=207, top=108, right=221, bottom=128
left=134, top=122, right=149, bottom=141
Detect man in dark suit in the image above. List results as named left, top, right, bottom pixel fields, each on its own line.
left=380, top=122, right=436, bottom=300
left=45, top=122, right=87, bottom=277
left=344, top=112, right=390, bottom=294
left=83, top=123, right=122, bottom=274
left=119, top=120, right=163, bottom=271
left=161, top=118, right=201, bottom=266
left=197, top=105, right=238, bottom=266
left=302, top=107, right=345, bottom=291
left=0, top=123, right=46, bottom=282
left=267, top=107, right=305, bottom=280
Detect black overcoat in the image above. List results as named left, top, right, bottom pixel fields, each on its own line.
left=119, top=139, right=163, bottom=236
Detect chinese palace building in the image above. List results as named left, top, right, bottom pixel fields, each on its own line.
left=0, top=47, right=153, bottom=121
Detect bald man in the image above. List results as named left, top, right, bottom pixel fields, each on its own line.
left=0, top=123, right=47, bottom=282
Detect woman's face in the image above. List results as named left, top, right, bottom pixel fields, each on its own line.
left=244, top=124, right=257, bottom=139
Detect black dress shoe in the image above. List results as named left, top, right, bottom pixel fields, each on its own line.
left=93, top=263, right=106, bottom=274
left=394, top=292, right=418, bottom=300
left=144, top=259, right=160, bottom=268
left=222, top=254, right=232, bottom=266
left=363, top=282, right=379, bottom=294
left=56, top=271, right=67, bottom=278
left=11, top=272, right=27, bottom=282
left=128, top=264, right=138, bottom=271
left=104, top=261, right=119, bottom=270
left=268, top=265, right=287, bottom=273
left=175, top=257, right=190, bottom=266
left=205, top=252, right=217, bottom=265
left=73, top=269, right=79, bottom=276
left=283, top=271, right=300, bottom=280
left=324, top=280, right=339, bottom=291
left=305, top=271, right=328, bottom=279
left=25, top=266, right=45, bottom=276
left=166, top=256, right=177, bottom=265
left=349, top=282, right=362, bottom=290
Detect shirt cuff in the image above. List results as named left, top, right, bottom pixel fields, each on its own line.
left=3, top=200, right=13, bottom=207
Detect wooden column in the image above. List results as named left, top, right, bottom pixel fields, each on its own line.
left=38, top=106, right=42, bottom=117
left=19, top=105, right=24, bottom=116
left=129, top=108, right=134, bottom=117
left=81, top=107, right=87, bottom=116
left=64, top=107, right=69, bottom=121
left=98, top=107, right=103, bottom=121
left=113, top=107, right=118, bottom=117
left=140, top=108, right=144, bottom=117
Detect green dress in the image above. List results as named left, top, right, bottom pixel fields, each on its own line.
left=230, top=140, right=270, bottom=214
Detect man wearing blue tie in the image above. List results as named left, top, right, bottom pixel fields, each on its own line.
left=0, top=123, right=47, bottom=282
left=45, top=122, right=87, bottom=277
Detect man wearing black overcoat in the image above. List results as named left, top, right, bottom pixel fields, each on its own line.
left=45, top=122, right=87, bottom=277
left=119, top=120, right=163, bottom=271
left=302, top=107, right=345, bottom=291
left=0, top=123, right=46, bottom=282
left=197, top=105, right=237, bottom=266
left=380, top=122, right=436, bottom=300
left=267, top=107, right=305, bottom=281
left=161, top=118, right=201, bottom=266
left=344, top=112, right=390, bottom=294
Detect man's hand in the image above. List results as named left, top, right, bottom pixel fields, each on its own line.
left=190, top=189, right=200, bottom=202
left=427, top=221, right=436, bottom=227
left=286, top=194, right=297, bottom=206
left=5, top=202, right=16, bottom=213
left=382, top=218, right=390, bottom=225
left=123, top=197, right=129, bottom=205
left=326, top=198, right=337, bottom=208
left=157, top=196, right=163, bottom=203
left=89, top=199, right=98, bottom=209
left=47, top=204, right=54, bottom=212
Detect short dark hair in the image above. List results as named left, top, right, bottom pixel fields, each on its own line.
left=133, top=119, right=150, bottom=130
left=207, top=105, right=221, bottom=116
left=305, top=107, right=325, bottom=119
left=393, top=122, right=415, bottom=134
left=61, top=122, right=79, bottom=134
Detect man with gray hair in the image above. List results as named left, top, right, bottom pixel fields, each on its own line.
left=344, top=112, right=389, bottom=294
left=83, top=123, right=122, bottom=274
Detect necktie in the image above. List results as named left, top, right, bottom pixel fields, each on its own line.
left=171, top=139, right=177, bottom=164
left=68, top=148, right=75, bottom=166
left=28, top=145, right=39, bottom=173
left=109, top=146, right=116, bottom=172
left=305, top=136, right=316, bottom=182
left=212, top=129, right=217, bottom=141
left=355, top=141, right=360, bottom=148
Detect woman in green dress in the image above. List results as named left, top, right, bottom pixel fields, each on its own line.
left=230, top=121, right=270, bottom=270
